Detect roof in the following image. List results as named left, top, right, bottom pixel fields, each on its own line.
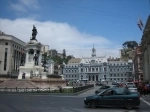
left=68, top=58, right=81, bottom=63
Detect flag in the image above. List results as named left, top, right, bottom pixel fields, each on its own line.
left=137, top=18, right=144, bottom=31
left=137, top=21, right=142, bottom=30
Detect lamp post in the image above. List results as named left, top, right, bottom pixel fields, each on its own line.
left=30, top=70, right=33, bottom=79
left=7, top=71, right=10, bottom=78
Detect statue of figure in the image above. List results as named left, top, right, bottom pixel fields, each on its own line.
left=33, top=54, right=38, bottom=65
left=20, top=54, right=25, bottom=66
left=31, top=25, right=38, bottom=40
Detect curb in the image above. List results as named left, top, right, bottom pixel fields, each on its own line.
left=0, top=87, right=94, bottom=96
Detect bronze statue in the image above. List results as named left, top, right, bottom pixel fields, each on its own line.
left=31, top=25, right=38, bottom=40
left=33, top=54, right=38, bottom=65
left=20, top=53, right=25, bottom=66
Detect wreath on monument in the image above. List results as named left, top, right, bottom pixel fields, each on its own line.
left=28, top=49, right=34, bottom=54
left=36, top=50, right=40, bottom=54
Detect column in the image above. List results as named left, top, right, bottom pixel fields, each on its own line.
left=25, top=50, right=29, bottom=64
left=38, top=52, right=42, bottom=66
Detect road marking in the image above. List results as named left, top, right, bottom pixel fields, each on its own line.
left=140, top=97, right=150, bottom=106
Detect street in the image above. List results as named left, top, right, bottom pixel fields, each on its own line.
left=0, top=86, right=150, bottom=112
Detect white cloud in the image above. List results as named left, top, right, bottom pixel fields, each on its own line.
left=10, top=0, right=40, bottom=13
left=0, top=18, right=121, bottom=58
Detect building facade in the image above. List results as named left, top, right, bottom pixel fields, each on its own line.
left=141, top=15, right=150, bottom=81
left=63, top=47, right=132, bottom=82
left=133, top=46, right=143, bottom=82
left=0, top=32, right=26, bottom=77
left=46, top=59, right=54, bottom=75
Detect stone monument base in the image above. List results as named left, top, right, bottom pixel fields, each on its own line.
left=18, top=65, right=44, bottom=79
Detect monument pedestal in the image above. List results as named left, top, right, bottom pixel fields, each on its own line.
left=18, top=65, right=44, bottom=79
left=18, top=39, right=46, bottom=79
left=41, top=72, right=47, bottom=79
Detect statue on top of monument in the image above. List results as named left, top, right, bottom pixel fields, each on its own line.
left=31, top=25, right=38, bottom=40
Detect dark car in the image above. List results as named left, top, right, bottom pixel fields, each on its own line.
left=84, top=88, right=140, bottom=109
left=95, top=82, right=105, bottom=86
left=95, top=85, right=119, bottom=94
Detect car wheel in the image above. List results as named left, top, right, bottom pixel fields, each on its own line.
left=88, top=100, right=97, bottom=108
left=124, top=101, right=133, bottom=109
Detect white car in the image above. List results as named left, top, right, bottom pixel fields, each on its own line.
left=127, top=85, right=138, bottom=93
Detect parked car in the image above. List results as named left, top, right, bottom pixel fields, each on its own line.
left=84, top=88, right=140, bottom=109
left=126, top=82, right=136, bottom=87
left=95, top=82, right=105, bottom=86
left=95, top=85, right=119, bottom=94
left=127, top=85, right=138, bottom=93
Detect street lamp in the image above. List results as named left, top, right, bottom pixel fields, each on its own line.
left=30, top=70, right=33, bottom=79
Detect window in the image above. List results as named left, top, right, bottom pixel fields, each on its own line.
left=110, top=69, right=112, bottom=72
left=92, top=68, right=94, bottom=72
left=88, top=68, right=91, bottom=72
left=96, top=68, right=98, bottom=71
left=115, top=89, right=124, bottom=95
left=104, top=67, right=107, bottom=71
left=4, top=48, right=8, bottom=70
left=81, top=68, right=83, bottom=72
left=5, top=42, right=8, bottom=45
left=102, top=89, right=113, bottom=95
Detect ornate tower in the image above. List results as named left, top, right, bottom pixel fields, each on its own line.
left=91, top=44, right=96, bottom=57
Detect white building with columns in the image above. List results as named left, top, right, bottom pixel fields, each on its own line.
left=0, top=32, right=26, bottom=77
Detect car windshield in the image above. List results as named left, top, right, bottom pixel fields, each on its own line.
left=98, top=89, right=108, bottom=95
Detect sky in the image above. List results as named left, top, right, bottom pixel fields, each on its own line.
left=0, top=0, right=149, bottom=58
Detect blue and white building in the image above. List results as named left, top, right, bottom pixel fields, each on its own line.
left=63, top=46, right=133, bottom=82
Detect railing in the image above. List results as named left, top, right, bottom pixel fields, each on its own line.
left=0, top=84, right=94, bottom=93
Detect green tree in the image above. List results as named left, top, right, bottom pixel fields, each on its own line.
left=123, top=41, right=138, bottom=49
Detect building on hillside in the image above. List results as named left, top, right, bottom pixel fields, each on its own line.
left=63, top=46, right=132, bottom=82
left=140, top=15, right=150, bottom=82
left=49, top=49, right=57, bottom=57
left=68, top=58, right=81, bottom=63
left=57, top=53, right=63, bottom=59
left=133, top=46, right=143, bottom=82
left=41, top=45, right=49, bottom=55
left=45, top=59, right=54, bottom=75
left=0, top=32, right=26, bottom=77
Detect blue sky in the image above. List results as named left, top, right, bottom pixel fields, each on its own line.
left=0, top=0, right=149, bottom=58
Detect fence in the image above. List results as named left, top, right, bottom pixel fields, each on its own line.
left=0, top=84, right=94, bottom=93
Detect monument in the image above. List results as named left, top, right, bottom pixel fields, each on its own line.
left=18, top=25, right=46, bottom=79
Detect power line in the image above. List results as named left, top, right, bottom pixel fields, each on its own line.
left=49, top=2, right=147, bottom=21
